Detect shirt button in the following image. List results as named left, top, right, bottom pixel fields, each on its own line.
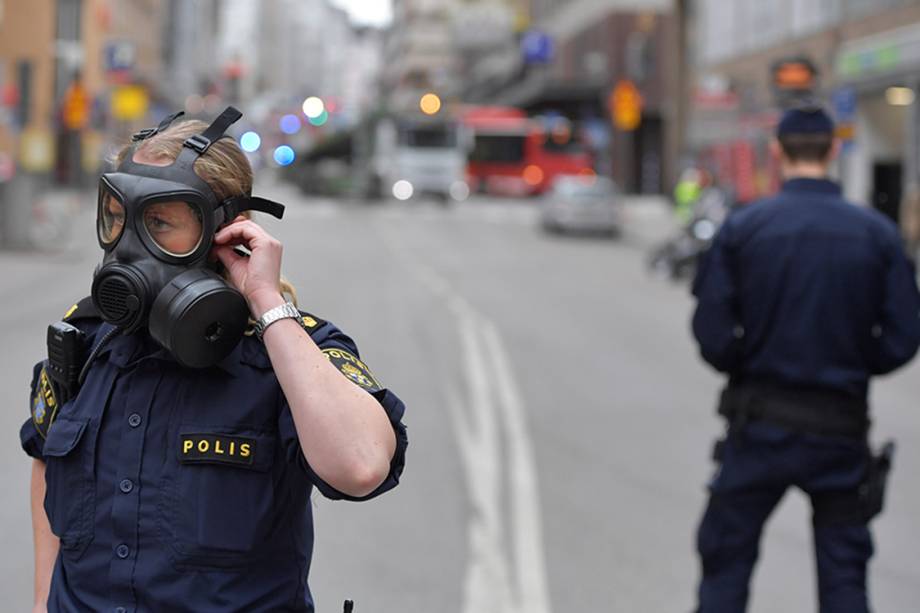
left=128, top=413, right=142, bottom=427
left=119, top=479, right=134, bottom=494
left=115, top=544, right=130, bottom=559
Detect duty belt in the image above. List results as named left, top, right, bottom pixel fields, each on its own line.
left=718, top=382, right=870, bottom=438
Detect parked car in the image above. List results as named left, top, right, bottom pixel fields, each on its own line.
left=539, top=174, right=621, bottom=236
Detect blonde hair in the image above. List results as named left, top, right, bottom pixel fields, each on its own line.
left=115, top=120, right=299, bottom=305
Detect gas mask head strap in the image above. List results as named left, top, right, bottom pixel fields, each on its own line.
left=131, top=110, right=186, bottom=142
left=177, top=106, right=243, bottom=163
left=218, top=195, right=286, bottom=225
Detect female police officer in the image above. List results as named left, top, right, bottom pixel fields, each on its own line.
left=21, top=108, right=408, bottom=612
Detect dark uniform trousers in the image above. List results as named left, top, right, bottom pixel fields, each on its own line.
left=696, top=422, right=872, bottom=613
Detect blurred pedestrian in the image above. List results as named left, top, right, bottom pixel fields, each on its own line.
left=22, top=108, right=407, bottom=612
left=691, top=104, right=920, bottom=613
left=674, top=166, right=703, bottom=225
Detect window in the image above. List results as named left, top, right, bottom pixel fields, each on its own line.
left=470, top=134, right=525, bottom=163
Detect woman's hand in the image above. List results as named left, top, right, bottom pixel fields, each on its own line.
left=212, top=216, right=286, bottom=316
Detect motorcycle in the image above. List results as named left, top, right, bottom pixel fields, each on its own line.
left=648, top=187, right=734, bottom=281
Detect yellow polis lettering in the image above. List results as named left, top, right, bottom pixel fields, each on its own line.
left=240, top=443, right=251, bottom=457
left=229, top=441, right=236, bottom=455
left=198, top=440, right=210, bottom=453
left=183, top=440, right=193, bottom=454
left=215, top=439, right=225, bottom=454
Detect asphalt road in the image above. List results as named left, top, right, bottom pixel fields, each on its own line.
left=1, top=180, right=919, bottom=612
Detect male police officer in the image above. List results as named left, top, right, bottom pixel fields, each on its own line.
left=691, top=105, right=920, bottom=613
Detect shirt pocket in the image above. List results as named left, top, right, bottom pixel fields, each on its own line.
left=42, top=416, right=96, bottom=556
left=158, top=426, right=278, bottom=570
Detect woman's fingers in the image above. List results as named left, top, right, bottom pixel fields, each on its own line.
left=213, top=245, right=245, bottom=270
left=214, top=219, right=273, bottom=246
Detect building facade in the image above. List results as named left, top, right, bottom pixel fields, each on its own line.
left=459, top=0, right=677, bottom=194
left=693, top=0, right=920, bottom=224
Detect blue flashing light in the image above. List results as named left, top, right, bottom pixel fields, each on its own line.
left=240, top=131, right=261, bottom=153
left=273, top=145, right=296, bottom=166
left=308, top=110, right=329, bottom=127
left=279, top=114, right=301, bottom=135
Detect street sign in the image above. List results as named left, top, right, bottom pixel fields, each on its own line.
left=521, top=30, right=554, bottom=64
left=832, top=86, right=857, bottom=121
left=610, top=80, right=642, bottom=131
left=832, top=86, right=857, bottom=146
left=111, top=85, right=148, bottom=121
left=104, top=41, right=136, bottom=73
left=62, top=82, right=90, bottom=130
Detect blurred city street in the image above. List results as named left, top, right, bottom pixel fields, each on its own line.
left=2, top=178, right=920, bottom=611
left=6, top=0, right=920, bottom=611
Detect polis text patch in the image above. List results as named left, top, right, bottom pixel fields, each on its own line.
left=179, top=433, right=256, bottom=467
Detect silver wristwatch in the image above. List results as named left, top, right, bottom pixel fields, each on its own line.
left=253, top=301, right=302, bottom=340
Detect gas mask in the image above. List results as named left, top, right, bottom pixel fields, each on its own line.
left=91, top=107, right=285, bottom=368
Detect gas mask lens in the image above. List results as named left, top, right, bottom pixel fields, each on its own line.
left=142, top=200, right=205, bottom=257
left=98, top=192, right=126, bottom=245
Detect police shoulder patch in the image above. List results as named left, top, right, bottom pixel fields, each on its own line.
left=63, top=296, right=100, bottom=323
left=322, top=346, right=382, bottom=393
left=32, top=367, right=60, bottom=439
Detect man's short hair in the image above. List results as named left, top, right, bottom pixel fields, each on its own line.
left=776, top=104, right=835, bottom=163
left=777, top=132, right=834, bottom=163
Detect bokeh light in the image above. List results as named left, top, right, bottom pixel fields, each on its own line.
left=523, top=164, right=544, bottom=186
left=420, top=92, right=442, bottom=115
left=450, top=181, right=470, bottom=201
left=302, top=96, right=325, bottom=119
left=392, top=180, right=414, bottom=200
left=307, top=110, right=329, bottom=126
left=239, top=131, right=261, bottom=153
left=203, top=93, right=221, bottom=114
left=184, top=94, right=204, bottom=115
left=279, top=114, right=301, bottom=134
left=273, top=145, right=296, bottom=166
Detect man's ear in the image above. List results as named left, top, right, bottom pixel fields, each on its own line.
left=769, top=138, right=784, bottom=162
left=827, top=137, right=842, bottom=163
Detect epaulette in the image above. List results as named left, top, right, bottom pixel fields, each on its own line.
left=62, top=296, right=101, bottom=323
left=298, top=310, right=327, bottom=336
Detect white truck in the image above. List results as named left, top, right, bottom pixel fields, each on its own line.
left=358, top=114, right=469, bottom=202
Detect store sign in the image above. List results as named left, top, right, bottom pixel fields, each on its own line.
left=836, top=22, right=920, bottom=80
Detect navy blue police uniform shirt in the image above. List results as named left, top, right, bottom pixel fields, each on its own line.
left=693, top=177, right=920, bottom=398
left=21, top=304, right=408, bottom=613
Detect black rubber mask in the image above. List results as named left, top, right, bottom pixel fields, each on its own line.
left=91, top=107, right=285, bottom=368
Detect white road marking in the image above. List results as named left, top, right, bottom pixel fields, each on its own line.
left=380, top=225, right=552, bottom=613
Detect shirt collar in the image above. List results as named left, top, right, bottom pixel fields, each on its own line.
left=781, top=177, right=841, bottom=196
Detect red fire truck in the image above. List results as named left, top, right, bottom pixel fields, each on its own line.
left=461, top=106, right=593, bottom=196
